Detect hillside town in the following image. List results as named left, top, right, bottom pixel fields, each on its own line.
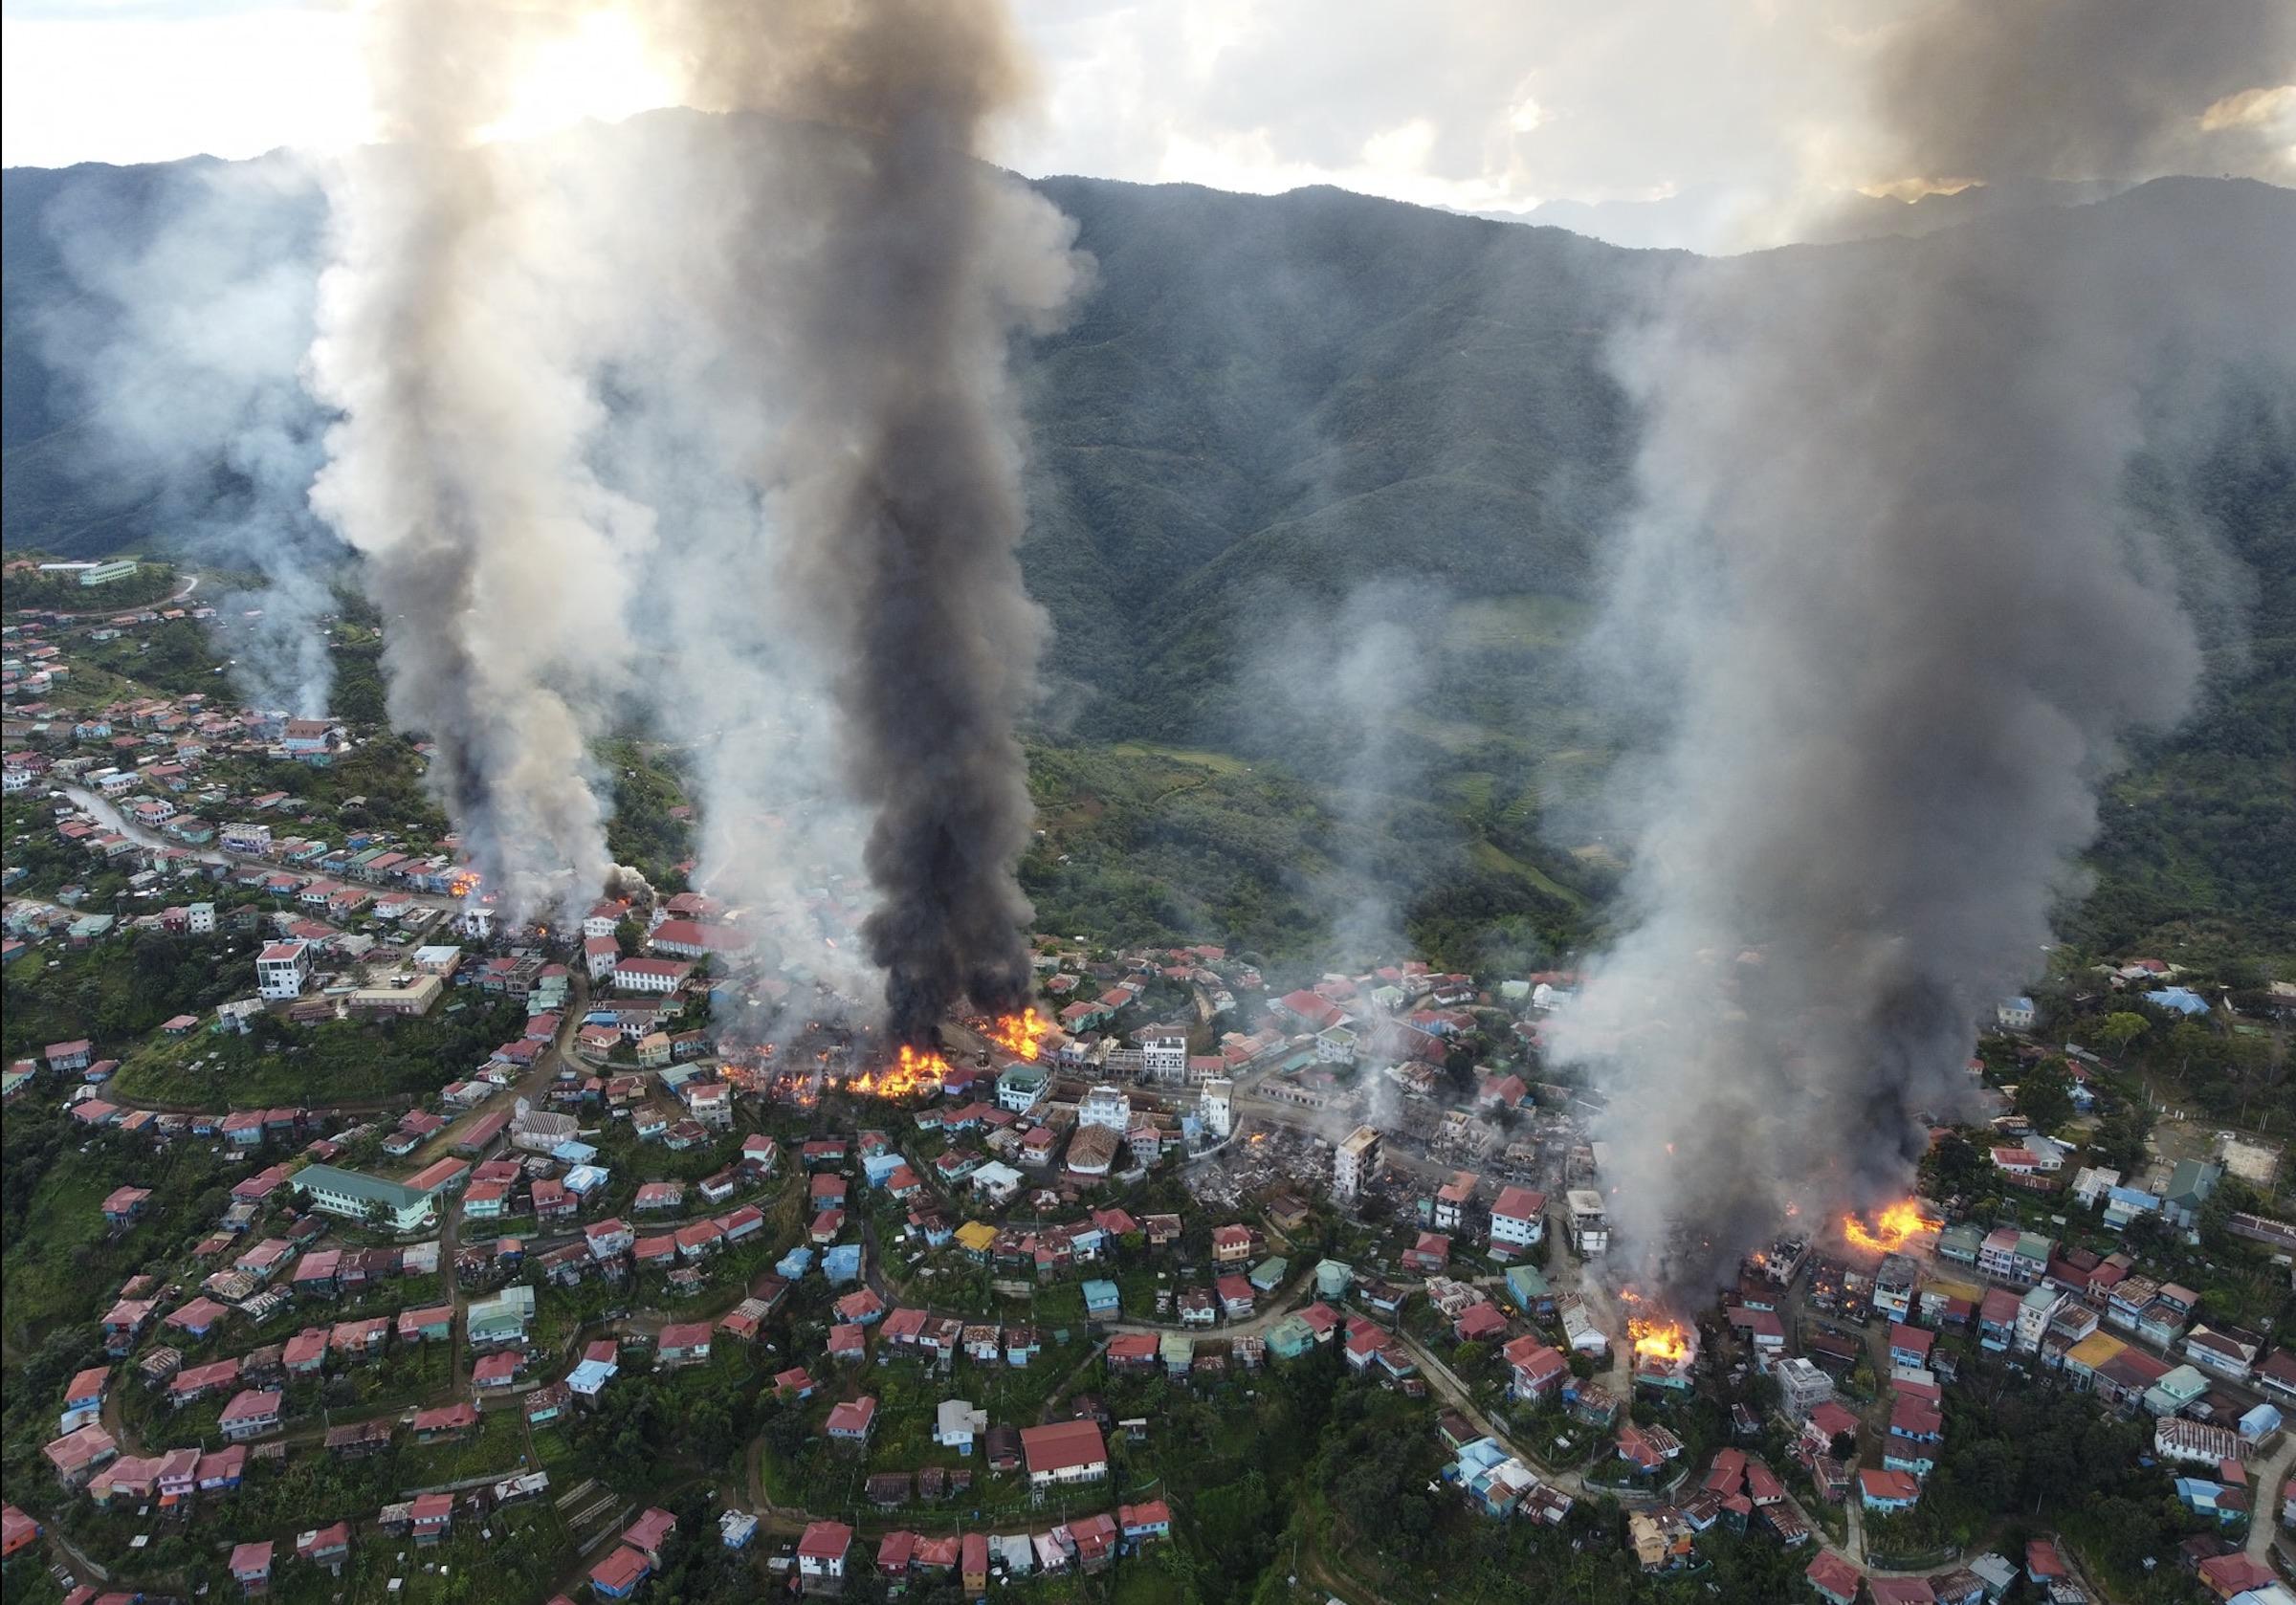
left=10, top=593, right=2296, bottom=1605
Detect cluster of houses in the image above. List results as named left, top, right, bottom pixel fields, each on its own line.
left=785, top=1494, right=1174, bottom=1600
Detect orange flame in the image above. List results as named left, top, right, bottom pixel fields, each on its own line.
left=1629, top=1316, right=1693, bottom=1365
left=1840, top=1198, right=1942, bottom=1255
left=985, top=1008, right=1048, bottom=1061
left=848, top=1044, right=948, bottom=1099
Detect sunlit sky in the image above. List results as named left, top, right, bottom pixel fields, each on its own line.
left=0, top=1, right=1910, bottom=208
left=5, top=0, right=2291, bottom=223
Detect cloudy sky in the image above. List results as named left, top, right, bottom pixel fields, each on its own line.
left=6, top=0, right=2291, bottom=231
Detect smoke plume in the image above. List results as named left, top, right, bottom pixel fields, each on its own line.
left=648, top=0, right=1090, bottom=1042
left=30, top=156, right=339, bottom=716
left=1552, top=2, right=2296, bottom=1296
left=306, top=0, right=648, bottom=925
left=1239, top=583, right=1445, bottom=966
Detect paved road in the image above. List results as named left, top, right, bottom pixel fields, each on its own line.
left=59, top=783, right=466, bottom=918
left=36, top=572, right=199, bottom=622
left=2250, top=1430, right=2296, bottom=1564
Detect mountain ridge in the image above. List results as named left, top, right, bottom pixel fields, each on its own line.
left=5, top=141, right=2290, bottom=961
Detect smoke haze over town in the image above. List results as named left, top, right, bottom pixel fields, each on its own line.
left=3, top=7, right=2294, bottom=1603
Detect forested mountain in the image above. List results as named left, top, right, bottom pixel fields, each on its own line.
left=5, top=138, right=2289, bottom=963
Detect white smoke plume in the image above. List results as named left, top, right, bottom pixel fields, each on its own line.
left=305, top=0, right=650, bottom=925
left=1551, top=0, right=2296, bottom=1298
left=29, top=155, right=338, bottom=716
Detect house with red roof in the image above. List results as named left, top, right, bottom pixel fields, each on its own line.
left=797, top=1521, right=851, bottom=1593
left=1860, top=1467, right=1921, bottom=1511
left=657, top=1322, right=713, bottom=1368
left=229, top=1540, right=273, bottom=1594
left=826, top=1396, right=878, bottom=1442
left=1021, top=1418, right=1108, bottom=1488
left=589, top=1547, right=651, bottom=1600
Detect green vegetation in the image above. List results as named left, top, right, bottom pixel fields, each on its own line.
left=7, top=163, right=2292, bottom=970
left=71, top=616, right=230, bottom=699
left=1020, top=737, right=1604, bottom=972
left=599, top=737, right=695, bottom=890
left=0, top=1101, right=236, bottom=1352
left=2, top=930, right=252, bottom=1061
left=2067, top=392, right=2296, bottom=964
left=107, top=995, right=526, bottom=1108
left=4, top=559, right=182, bottom=612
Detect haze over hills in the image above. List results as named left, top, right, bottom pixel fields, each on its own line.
left=4, top=128, right=2290, bottom=962
left=1474, top=176, right=2132, bottom=253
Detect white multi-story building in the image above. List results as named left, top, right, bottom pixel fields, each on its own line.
left=187, top=902, right=216, bottom=934
left=256, top=940, right=312, bottom=1000
left=610, top=956, right=690, bottom=995
left=1078, top=1085, right=1132, bottom=1132
left=1200, top=1078, right=1233, bottom=1139
left=1335, top=1126, right=1381, bottom=1203
left=221, top=823, right=273, bottom=855
left=1139, top=1031, right=1187, bottom=1085
left=997, top=1065, right=1049, bottom=1113
left=2015, top=1286, right=2064, bottom=1353
left=1776, top=1356, right=1835, bottom=1419
left=1565, top=1189, right=1610, bottom=1256
left=1489, top=1185, right=1546, bottom=1251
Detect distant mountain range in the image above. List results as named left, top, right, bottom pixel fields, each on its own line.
left=1476, top=177, right=2130, bottom=253
left=5, top=132, right=2290, bottom=956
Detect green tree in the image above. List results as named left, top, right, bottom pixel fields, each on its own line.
left=2017, top=1060, right=2075, bottom=1134
left=2095, top=1011, right=2151, bottom=1056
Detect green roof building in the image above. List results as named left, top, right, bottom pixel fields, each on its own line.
left=293, top=1163, right=448, bottom=1231
left=467, top=1285, right=537, bottom=1346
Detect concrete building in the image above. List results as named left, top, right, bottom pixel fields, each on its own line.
left=291, top=1164, right=447, bottom=1232
left=1335, top=1126, right=1381, bottom=1203
left=1490, top=1186, right=1547, bottom=1252
left=1776, top=1356, right=1835, bottom=1419
left=997, top=1064, right=1049, bottom=1113
left=1200, top=1078, right=1233, bottom=1139
left=2015, top=1286, right=2064, bottom=1353
left=1139, top=1031, right=1187, bottom=1085
left=255, top=940, right=312, bottom=1000
left=1565, top=1189, right=1610, bottom=1256
left=1078, top=1085, right=1131, bottom=1132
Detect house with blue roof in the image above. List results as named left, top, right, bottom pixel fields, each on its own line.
left=2174, top=1477, right=2244, bottom=1526
left=2104, top=1185, right=2162, bottom=1230
left=1997, top=997, right=2037, bottom=1030
left=776, top=1245, right=815, bottom=1280
left=1082, top=1279, right=1121, bottom=1319
left=2147, top=986, right=2211, bottom=1017
left=823, top=1244, right=864, bottom=1285
left=1446, top=1436, right=1542, bottom=1518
